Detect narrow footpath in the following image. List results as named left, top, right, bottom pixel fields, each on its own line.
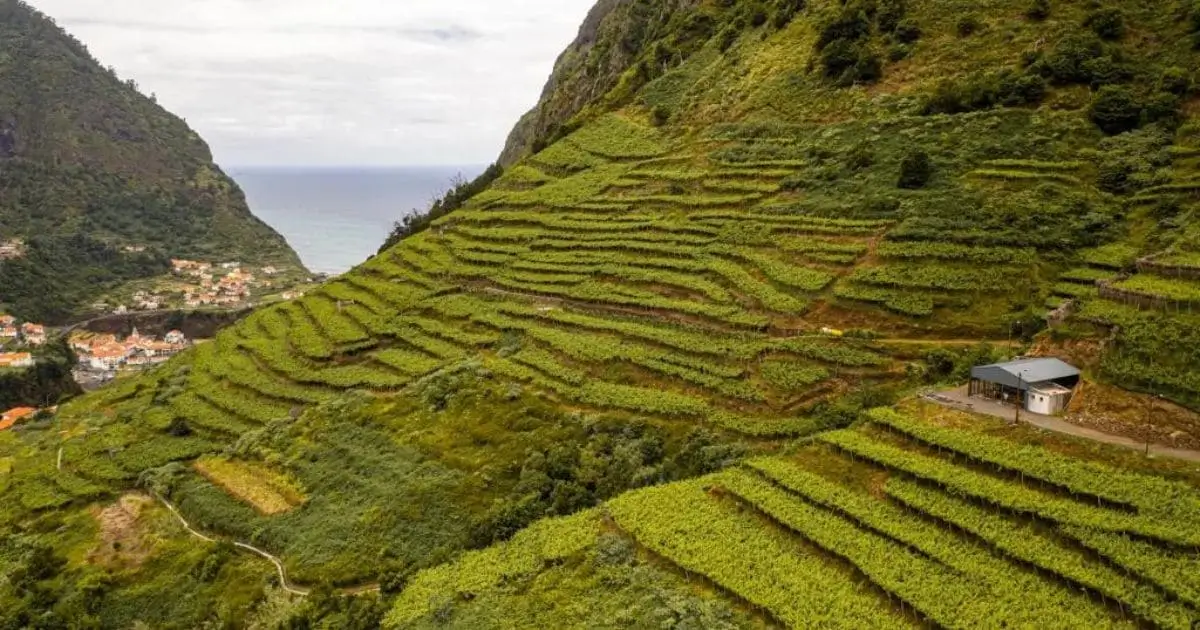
left=154, top=493, right=380, bottom=597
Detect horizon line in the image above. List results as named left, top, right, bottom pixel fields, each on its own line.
left=223, top=163, right=490, bottom=170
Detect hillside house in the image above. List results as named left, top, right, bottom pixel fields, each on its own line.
left=69, top=335, right=92, bottom=353
left=89, top=344, right=129, bottom=370
left=0, top=315, right=15, bottom=327
left=0, top=407, right=37, bottom=431
left=165, top=330, right=186, bottom=345
left=0, top=326, right=17, bottom=341
left=969, top=358, right=1081, bottom=416
left=0, top=239, right=24, bottom=260
left=0, top=352, right=34, bottom=369
left=21, top=323, right=46, bottom=345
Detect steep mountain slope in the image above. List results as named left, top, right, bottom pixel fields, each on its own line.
left=0, top=1, right=303, bottom=322
left=3, top=0, right=1200, bottom=627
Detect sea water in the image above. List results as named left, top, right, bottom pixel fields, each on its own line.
left=229, top=166, right=482, bottom=275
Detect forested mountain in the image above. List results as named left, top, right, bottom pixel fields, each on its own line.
left=4, top=0, right=1200, bottom=627
left=0, top=0, right=303, bottom=322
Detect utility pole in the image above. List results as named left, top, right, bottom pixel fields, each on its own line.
left=1144, top=392, right=1155, bottom=457
left=1014, top=370, right=1025, bottom=425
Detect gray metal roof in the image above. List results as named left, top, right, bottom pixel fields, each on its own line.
left=970, top=358, right=1080, bottom=391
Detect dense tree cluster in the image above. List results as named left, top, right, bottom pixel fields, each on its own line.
left=467, top=421, right=741, bottom=548
left=0, top=234, right=170, bottom=323
left=0, top=338, right=80, bottom=410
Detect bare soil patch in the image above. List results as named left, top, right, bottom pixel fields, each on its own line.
left=89, top=493, right=155, bottom=569
left=1065, top=380, right=1200, bottom=451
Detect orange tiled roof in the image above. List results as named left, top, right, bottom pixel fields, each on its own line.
left=0, top=407, right=37, bottom=430
left=0, top=352, right=32, bottom=366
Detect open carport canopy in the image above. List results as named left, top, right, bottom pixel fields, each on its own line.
left=970, top=358, right=1080, bottom=391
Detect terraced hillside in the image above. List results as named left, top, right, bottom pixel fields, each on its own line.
left=4, top=0, right=1200, bottom=626
left=388, top=407, right=1200, bottom=628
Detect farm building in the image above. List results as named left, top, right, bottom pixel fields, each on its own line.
left=969, top=358, right=1080, bottom=416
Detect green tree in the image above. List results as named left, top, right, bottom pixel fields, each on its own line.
left=898, top=150, right=934, bottom=189
left=1089, top=86, right=1142, bottom=134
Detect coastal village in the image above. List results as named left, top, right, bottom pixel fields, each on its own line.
left=0, top=311, right=50, bottom=434
left=69, top=327, right=191, bottom=373
left=96, top=259, right=307, bottom=314
left=0, top=313, right=47, bottom=370
left=0, top=258, right=305, bottom=433
left=0, top=309, right=193, bottom=432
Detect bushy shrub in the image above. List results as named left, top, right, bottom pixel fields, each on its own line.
left=846, top=145, right=876, bottom=171
left=771, top=0, right=806, bottom=29
left=650, top=105, right=670, bottom=127
left=1096, top=161, right=1134, bottom=194
left=1089, top=85, right=1142, bottom=135
left=888, top=43, right=913, bottom=61
left=894, top=19, right=922, bottom=44
left=816, top=8, right=872, bottom=49
left=716, top=25, right=739, bottom=51
left=1142, top=92, right=1183, bottom=127
left=877, top=0, right=908, bottom=33
left=749, top=7, right=769, bottom=27
left=1192, top=2, right=1200, bottom=47
left=1085, top=7, right=1125, bottom=41
left=1034, top=34, right=1106, bottom=85
left=921, top=70, right=1046, bottom=114
left=898, top=150, right=933, bottom=189
left=814, top=3, right=887, bottom=86
left=1159, top=67, right=1193, bottom=96
left=819, top=39, right=882, bottom=86
left=957, top=16, right=982, bottom=37
left=1025, top=0, right=1051, bottom=21
left=1079, top=55, right=1135, bottom=88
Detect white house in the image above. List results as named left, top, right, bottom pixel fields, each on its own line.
left=164, top=330, right=187, bottom=345
left=88, top=344, right=129, bottom=370
left=20, top=323, right=46, bottom=346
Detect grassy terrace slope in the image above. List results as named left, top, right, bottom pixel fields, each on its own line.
left=4, top=0, right=1200, bottom=626
left=388, top=406, right=1200, bottom=628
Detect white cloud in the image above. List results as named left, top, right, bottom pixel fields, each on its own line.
left=30, top=0, right=595, bottom=166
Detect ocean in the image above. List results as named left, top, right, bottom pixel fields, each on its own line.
left=228, top=166, right=482, bottom=275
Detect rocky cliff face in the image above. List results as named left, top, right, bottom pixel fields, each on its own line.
left=498, top=0, right=703, bottom=166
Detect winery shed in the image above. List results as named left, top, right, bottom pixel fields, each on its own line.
left=969, top=358, right=1080, bottom=415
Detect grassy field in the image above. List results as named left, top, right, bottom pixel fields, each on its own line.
left=193, top=457, right=305, bottom=515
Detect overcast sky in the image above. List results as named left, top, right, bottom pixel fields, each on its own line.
left=32, top=0, right=595, bottom=167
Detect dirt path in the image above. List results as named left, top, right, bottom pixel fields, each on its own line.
left=929, top=387, right=1200, bottom=463
left=1021, top=414, right=1200, bottom=463
left=875, top=338, right=1022, bottom=347
left=154, top=493, right=380, bottom=597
